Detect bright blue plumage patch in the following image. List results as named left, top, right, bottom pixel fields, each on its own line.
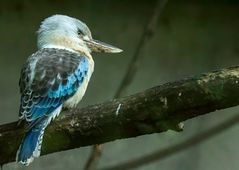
left=17, top=122, right=45, bottom=163
left=22, top=57, right=89, bottom=122
left=48, top=57, right=88, bottom=98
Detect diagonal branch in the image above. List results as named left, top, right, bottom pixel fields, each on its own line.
left=85, top=0, right=169, bottom=169
left=114, top=0, right=168, bottom=98
left=84, top=144, right=103, bottom=170
left=1, top=65, right=239, bottom=165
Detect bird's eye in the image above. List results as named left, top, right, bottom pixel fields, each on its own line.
left=78, top=29, right=84, bottom=36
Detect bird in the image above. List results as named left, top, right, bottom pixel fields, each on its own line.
left=16, top=14, right=122, bottom=166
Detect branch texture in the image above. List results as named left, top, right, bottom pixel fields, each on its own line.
left=1, top=66, right=239, bottom=165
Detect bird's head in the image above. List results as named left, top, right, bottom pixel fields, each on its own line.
left=37, top=15, right=122, bottom=55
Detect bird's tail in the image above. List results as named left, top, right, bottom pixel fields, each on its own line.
left=16, top=119, right=48, bottom=166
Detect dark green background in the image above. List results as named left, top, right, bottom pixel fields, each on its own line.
left=0, top=0, right=239, bottom=169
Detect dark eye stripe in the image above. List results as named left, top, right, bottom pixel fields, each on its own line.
left=78, top=29, right=84, bottom=35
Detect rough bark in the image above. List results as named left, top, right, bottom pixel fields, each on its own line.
left=1, top=66, right=239, bottom=165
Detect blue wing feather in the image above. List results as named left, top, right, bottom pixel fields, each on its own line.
left=19, top=55, right=89, bottom=123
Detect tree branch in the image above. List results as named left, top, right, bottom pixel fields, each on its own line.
left=85, top=144, right=103, bottom=170
left=1, top=65, right=239, bottom=165
left=114, top=0, right=168, bottom=98
left=85, top=0, right=169, bottom=169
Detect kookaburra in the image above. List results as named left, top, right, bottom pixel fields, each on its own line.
left=16, top=14, right=122, bottom=165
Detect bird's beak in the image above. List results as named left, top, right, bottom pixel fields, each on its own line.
left=84, top=39, right=123, bottom=53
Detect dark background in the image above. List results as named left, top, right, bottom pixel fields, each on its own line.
left=1, top=0, right=239, bottom=169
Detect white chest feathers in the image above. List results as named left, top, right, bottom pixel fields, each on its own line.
left=64, top=57, right=94, bottom=108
